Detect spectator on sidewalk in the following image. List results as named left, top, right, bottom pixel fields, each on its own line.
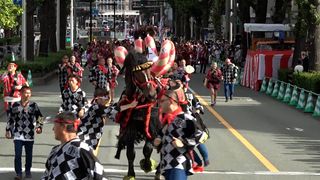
left=0, top=62, right=28, bottom=114
left=5, top=86, right=43, bottom=180
left=222, top=58, right=238, bottom=102
left=41, top=111, right=107, bottom=180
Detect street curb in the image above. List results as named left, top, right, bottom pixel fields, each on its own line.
left=32, top=69, right=57, bottom=85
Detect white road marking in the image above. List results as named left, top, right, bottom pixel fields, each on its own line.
left=0, top=168, right=320, bottom=176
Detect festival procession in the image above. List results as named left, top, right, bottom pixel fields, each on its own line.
left=1, top=1, right=320, bottom=180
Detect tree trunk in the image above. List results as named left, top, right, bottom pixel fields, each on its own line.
left=26, top=0, right=35, bottom=61
left=272, top=0, right=286, bottom=23
left=39, top=0, right=49, bottom=57
left=239, top=0, right=252, bottom=62
left=60, top=0, right=67, bottom=50
left=185, top=14, right=191, bottom=40
left=48, top=0, right=57, bottom=52
left=254, top=0, right=268, bottom=38
left=313, top=2, right=320, bottom=71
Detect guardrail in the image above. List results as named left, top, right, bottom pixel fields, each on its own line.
left=260, top=77, right=320, bottom=117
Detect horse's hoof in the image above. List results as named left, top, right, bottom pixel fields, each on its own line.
left=154, top=173, right=165, bottom=180
left=123, top=175, right=135, bottom=180
left=140, top=158, right=157, bottom=173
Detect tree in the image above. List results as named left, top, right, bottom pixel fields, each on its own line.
left=39, top=0, right=57, bottom=56
left=0, top=0, right=22, bottom=29
left=60, top=0, right=71, bottom=50
left=272, top=0, right=292, bottom=23
left=293, top=0, right=319, bottom=70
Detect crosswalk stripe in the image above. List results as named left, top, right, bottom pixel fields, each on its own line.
left=0, top=168, right=319, bottom=176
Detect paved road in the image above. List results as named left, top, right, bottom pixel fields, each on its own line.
left=0, top=70, right=320, bottom=180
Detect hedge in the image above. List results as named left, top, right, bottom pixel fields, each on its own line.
left=292, top=71, right=320, bottom=94
left=1, top=49, right=72, bottom=77
left=278, top=68, right=293, bottom=83
left=0, top=36, right=21, bottom=46
left=0, top=49, right=72, bottom=96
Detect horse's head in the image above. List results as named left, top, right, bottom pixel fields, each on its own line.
left=124, top=52, right=158, bottom=101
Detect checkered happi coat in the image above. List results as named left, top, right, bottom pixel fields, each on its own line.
left=6, top=101, right=43, bottom=141
left=159, top=113, right=203, bottom=175
left=41, top=138, right=107, bottom=180
left=58, top=64, right=68, bottom=90
left=89, top=65, right=110, bottom=91
left=77, top=104, right=118, bottom=150
left=59, top=88, right=88, bottom=115
left=222, top=63, right=238, bottom=84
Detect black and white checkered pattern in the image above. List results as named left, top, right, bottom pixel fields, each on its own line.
left=59, top=88, right=88, bottom=115
left=6, top=101, right=43, bottom=140
left=77, top=104, right=118, bottom=150
left=222, top=63, right=238, bottom=84
left=41, top=138, right=107, bottom=180
left=185, top=92, right=204, bottom=115
left=159, top=113, right=203, bottom=175
left=58, top=64, right=68, bottom=90
left=89, top=65, right=110, bottom=91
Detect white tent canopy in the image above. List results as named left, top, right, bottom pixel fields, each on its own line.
left=244, top=23, right=293, bottom=33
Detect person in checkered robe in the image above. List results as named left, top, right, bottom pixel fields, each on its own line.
left=5, top=86, right=43, bottom=179
left=58, top=55, right=69, bottom=96
left=77, top=88, right=118, bottom=152
left=89, top=57, right=110, bottom=92
left=42, top=112, right=107, bottom=180
left=154, top=89, right=203, bottom=179
left=222, top=58, right=238, bottom=102
left=59, top=75, right=88, bottom=118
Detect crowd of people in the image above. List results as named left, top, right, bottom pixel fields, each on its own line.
left=0, top=26, right=244, bottom=180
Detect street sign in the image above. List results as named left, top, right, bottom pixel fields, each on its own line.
left=13, top=0, right=22, bottom=6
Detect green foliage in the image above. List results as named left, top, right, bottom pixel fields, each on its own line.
left=292, top=71, right=320, bottom=93
left=1, top=49, right=72, bottom=77
left=278, top=68, right=294, bottom=83
left=0, top=36, right=21, bottom=46
left=294, top=0, right=319, bottom=38
left=0, top=0, right=23, bottom=29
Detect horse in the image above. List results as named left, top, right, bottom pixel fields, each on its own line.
left=114, top=51, right=161, bottom=180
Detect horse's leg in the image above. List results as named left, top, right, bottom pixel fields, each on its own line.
left=126, top=141, right=135, bottom=178
left=140, top=140, right=155, bottom=173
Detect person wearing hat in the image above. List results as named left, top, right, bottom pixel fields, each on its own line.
left=41, top=111, right=107, bottom=180
left=5, top=86, right=43, bottom=180
left=59, top=74, right=88, bottom=118
left=0, top=62, right=28, bottom=114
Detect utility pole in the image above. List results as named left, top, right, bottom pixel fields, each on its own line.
left=89, top=0, right=93, bottom=42
left=56, top=0, right=60, bottom=51
left=22, top=0, right=26, bottom=62
left=70, top=0, right=74, bottom=47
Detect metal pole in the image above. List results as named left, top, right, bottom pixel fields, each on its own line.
left=70, top=0, right=74, bottom=47
left=89, top=0, right=93, bottom=42
left=114, top=2, right=116, bottom=40
left=22, top=0, right=27, bottom=62
left=56, top=0, right=60, bottom=51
